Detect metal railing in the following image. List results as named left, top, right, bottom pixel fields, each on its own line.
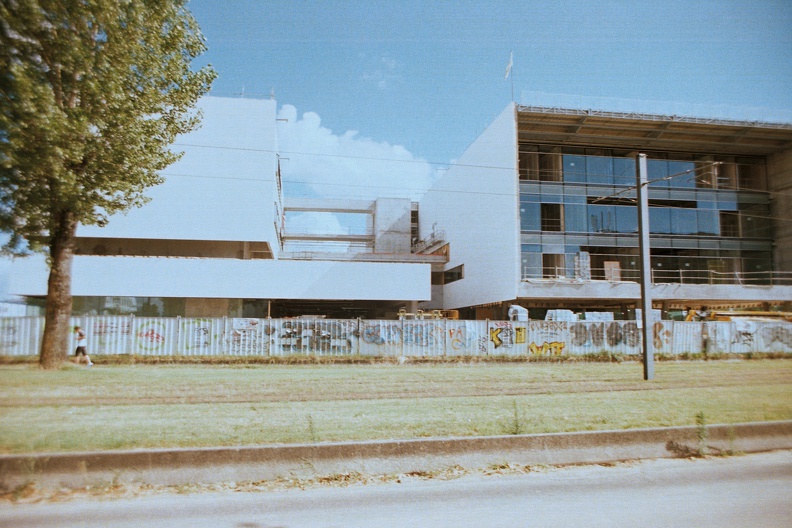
left=651, top=269, right=792, bottom=286
left=522, top=266, right=639, bottom=283
left=522, top=266, right=792, bottom=286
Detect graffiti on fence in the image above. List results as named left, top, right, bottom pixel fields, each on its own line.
left=361, top=322, right=445, bottom=348
left=569, top=322, right=640, bottom=349
left=403, top=323, right=443, bottom=347
left=527, top=320, right=570, bottom=356
left=2, top=316, right=791, bottom=357
left=92, top=318, right=132, bottom=347
left=490, top=322, right=514, bottom=349
left=762, top=325, right=792, bottom=348
left=229, top=329, right=263, bottom=355
left=449, top=325, right=476, bottom=351
left=529, top=341, right=565, bottom=355
left=570, top=323, right=591, bottom=347
left=233, top=318, right=261, bottom=331
left=362, top=322, right=402, bottom=346
left=609, top=322, right=640, bottom=347
left=181, top=319, right=219, bottom=352
left=0, top=322, right=17, bottom=349
left=274, top=319, right=358, bottom=353
left=732, top=320, right=756, bottom=348
left=653, top=322, right=672, bottom=351
left=92, top=319, right=131, bottom=336
left=530, top=321, right=567, bottom=333
left=530, top=321, right=567, bottom=351
left=707, top=323, right=731, bottom=352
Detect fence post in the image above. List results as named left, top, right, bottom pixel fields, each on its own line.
left=175, top=316, right=181, bottom=356
left=486, top=319, right=490, bottom=356
left=443, top=318, right=448, bottom=356
left=355, top=318, right=361, bottom=356
left=128, top=314, right=134, bottom=355
left=222, top=316, right=228, bottom=355
left=400, top=316, right=405, bottom=358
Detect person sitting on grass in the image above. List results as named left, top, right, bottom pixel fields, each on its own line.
left=71, top=326, right=93, bottom=367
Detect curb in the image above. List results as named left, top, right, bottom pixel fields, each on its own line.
left=2, top=421, right=791, bottom=488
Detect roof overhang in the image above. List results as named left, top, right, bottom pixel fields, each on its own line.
left=517, top=106, right=792, bottom=157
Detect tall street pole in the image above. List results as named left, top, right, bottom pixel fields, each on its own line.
left=636, top=153, right=654, bottom=380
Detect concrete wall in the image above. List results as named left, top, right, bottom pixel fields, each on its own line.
left=769, top=148, right=792, bottom=273
left=420, top=104, right=520, bottom=309
left=10, top=254, right=430, bottom=301
left=76, top=97, right=281, bottom=250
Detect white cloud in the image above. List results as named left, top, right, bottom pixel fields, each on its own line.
left=276, top=105, right=436, bottom=201
left=361, top=56, right=400, bottom=91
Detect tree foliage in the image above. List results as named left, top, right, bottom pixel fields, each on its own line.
left=0, top=0, right=215, bottom=367
left=0, top=0, right=215, bottom=251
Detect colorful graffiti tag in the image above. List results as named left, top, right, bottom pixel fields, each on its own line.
left=135, top=320, right=167, bottom=353
left=529, top=341, right=565, bottom=355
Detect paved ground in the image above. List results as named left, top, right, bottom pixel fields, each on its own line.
left=2, top=450, right=791, bottom=527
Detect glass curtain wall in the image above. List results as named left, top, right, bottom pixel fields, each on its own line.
left=519, top=148, right=773, bottom=283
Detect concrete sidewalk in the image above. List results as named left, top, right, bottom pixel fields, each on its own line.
left=2, top=421, right=791, bottom=490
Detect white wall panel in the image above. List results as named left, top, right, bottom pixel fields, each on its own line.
left=10, top=255, right=430, bottom=301
left=77, top=97, right=280, bottom=245
left=419, top=104, right=520, bottom=309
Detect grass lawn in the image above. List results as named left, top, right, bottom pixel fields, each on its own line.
left=0, top=360, right=790, bottom=454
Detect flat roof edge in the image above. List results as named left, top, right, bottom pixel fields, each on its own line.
left=516, top=104, right=792, bottom=130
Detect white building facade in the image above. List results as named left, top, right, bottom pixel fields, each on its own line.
left=9, top=97, right=432, bottom=318
left=419, top=104, right=792, bottom=320
left=8, top=98, right=792, bottom=320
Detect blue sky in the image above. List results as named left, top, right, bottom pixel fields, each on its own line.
left=2, top=0, right=792, bottom=299
left=188, top=0, right=792, bottom=166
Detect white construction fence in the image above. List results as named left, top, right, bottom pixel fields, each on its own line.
left=1, top=316, right=791, bottom=358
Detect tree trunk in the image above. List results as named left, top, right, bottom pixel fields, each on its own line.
left=39, top=211, right=78, bottom=369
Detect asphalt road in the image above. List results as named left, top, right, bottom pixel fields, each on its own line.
left=3, top=450, right=791, bottom=527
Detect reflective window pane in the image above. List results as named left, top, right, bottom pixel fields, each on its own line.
left=586, top=156, right=613, bottom=185
left=697, top=211, right=719, bottom=235
left=563, top=155, right=586, bottom=183
left=649, top=208, right=671, bottom=234
left=520, top=197, right=541, bottom=231
left=671, top=209, right=697, bottom=235
left=615, top=206, right=638, bottom=233
left=667, top=161, right=696, bottom=188
left=612, top=158, right=636, bottom=186
left=565, top=204, right=587, bottom=232
left=589, top=205, right=615, bottom=233
left=648, top=160, right=669, bottom=188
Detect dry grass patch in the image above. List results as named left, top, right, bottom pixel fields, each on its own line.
left=0, top=360, right=790, bottom=453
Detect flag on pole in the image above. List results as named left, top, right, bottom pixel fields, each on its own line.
left=504, top=51, right=513, bottom=80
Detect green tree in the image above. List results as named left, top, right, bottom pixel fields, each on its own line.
left=0, top=0, right=215, bottom=368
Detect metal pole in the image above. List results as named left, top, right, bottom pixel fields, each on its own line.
left=636, top=153, right=654, bottom=380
